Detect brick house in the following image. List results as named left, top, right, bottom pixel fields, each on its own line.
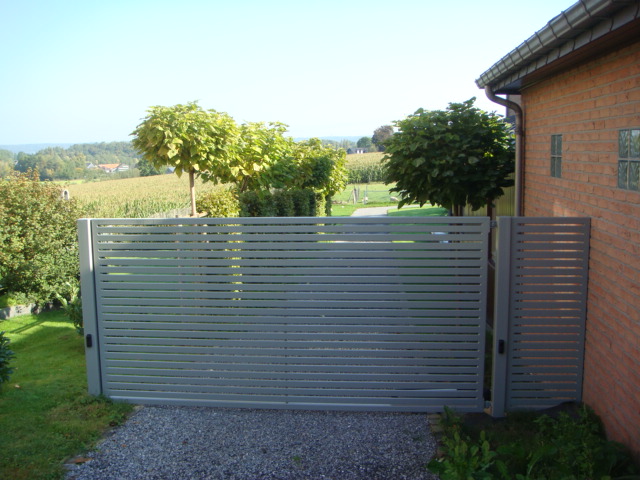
left=477, top=0, right=640, bottom=456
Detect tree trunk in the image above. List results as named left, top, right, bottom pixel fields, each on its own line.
left=189, top=170, right=196, bottom=217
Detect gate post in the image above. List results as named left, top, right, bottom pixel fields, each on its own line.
left=491, top=217, right=512, bottom=417
left=77, top=219, right=103, bottom=396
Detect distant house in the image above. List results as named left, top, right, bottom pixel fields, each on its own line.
left=347, top=147, right=367, bottom=154
left=85, top=162, right=97, bottom=170
left=477, top=0, right=640, bottom=458
left=97, top=163, right=124, bottom=173
left=115, top=164, right=129, bottom=172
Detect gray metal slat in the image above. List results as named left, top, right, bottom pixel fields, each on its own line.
left=104, top=358, right=480, bottom=373
left=96, top=274, right=484, bottom=286
left=105, top=369, right=480, bottom=382
left=99, top=314, right=485, bottom=326
left=102, top=325, right=481, bottom=337
left=104, top=348, right=482, bottom=362
left=99, top=297, right=483, bottom=310
left=98, top=305, right=483, bottom=318
left=99, top=289, right=482, bottom=301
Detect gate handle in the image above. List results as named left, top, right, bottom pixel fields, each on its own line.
left=86, top=334, right=93, bottom=348
left=498, top=339, right=505, bottom=354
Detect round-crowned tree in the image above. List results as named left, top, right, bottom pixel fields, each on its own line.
left=382, top=98, right=514, bottom=215
left=131, top=102, right=240, bottom=216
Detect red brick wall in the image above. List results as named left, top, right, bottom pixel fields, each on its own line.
left=522, top=40, right=640, bottom=456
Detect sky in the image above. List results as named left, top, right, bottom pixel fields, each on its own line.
left=0, top=0, right=572, bottom=145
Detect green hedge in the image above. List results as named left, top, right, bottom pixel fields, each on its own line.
left=239, top=189, right=327, bottom=217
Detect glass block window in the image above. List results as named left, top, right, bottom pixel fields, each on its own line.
left=618, top=129, right=640, bottom=191
left=551, top=134, right=562, bottom=178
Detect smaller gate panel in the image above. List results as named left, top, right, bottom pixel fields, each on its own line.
left=79, top=217, right=489, bottom=412
left=493, top=217, right=590, bottom=415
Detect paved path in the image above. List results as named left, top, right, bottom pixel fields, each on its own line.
left=351, top=206, right=393, bottom=216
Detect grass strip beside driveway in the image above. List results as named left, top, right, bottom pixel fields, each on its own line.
left=0, top=310, right=133, bottom=480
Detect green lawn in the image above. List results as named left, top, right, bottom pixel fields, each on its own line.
left=388, top=205, right=449, bottom=217
left=0, top=310, right=133, bottom=480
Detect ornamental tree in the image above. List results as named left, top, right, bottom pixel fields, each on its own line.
left=131, top=102, right=239, bottom=216
left=382, top=98, right=514, bottom=216
left=291, top=138, right=348, bottom=200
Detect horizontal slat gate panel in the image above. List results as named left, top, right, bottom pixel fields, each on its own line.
left=505, top=217, right=589, bottom=411
left=90, top=217, right=488, bottom=412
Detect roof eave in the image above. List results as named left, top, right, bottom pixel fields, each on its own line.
left=476, top=0, right=640, bottom=93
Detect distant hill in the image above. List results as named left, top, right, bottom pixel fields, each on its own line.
left=0, top=143, right=74, bottom=154
left=295, top=136, right=366, bottom=143
left=3, top=137, right=368, bottom=154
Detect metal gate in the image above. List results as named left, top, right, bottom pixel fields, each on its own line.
left=492, top=217, right=590, bottom=416
left=79, top=216, right=489, bottom=412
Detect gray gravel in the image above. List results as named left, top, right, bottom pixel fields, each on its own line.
left=66, top=406, right=439, bottom=480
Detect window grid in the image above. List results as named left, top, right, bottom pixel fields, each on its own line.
left=618, top=129, right=640, bottom=191
left=551, top=134, right=562, bottom=178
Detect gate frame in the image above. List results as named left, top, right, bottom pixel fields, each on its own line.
left=78, top=218, right=102, bottom=395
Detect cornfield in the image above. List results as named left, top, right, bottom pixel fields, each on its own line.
left=65, top=155, right=394, bottom=218
left=66, top=174, right=225, bottom=218
left=345, top=152, right=386, bottom=184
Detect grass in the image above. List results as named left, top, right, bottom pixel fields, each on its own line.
left=0, top=310, right=134, bottom=480
left=331, top=182, right=398, bottom=217
left=388, top=205, right=449, bottom=217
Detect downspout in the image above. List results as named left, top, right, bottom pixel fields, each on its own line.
left=484, top=86, right=524, bottom=216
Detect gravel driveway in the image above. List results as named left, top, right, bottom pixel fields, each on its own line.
left=66, top=406, right=439, bottom=480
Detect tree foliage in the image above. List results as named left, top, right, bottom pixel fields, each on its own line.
left=0, top=170, right=84, bottom=304
left=5, top=142, right=141, bottom=181
left=210, top=122, right=295, bottom=193
left=382, top=98, right=515, bottom=215
left=372, top=125, right=394, bottom=151
left=357, top=137, right=372, bottom=149
left=131, top=102, right=240, bottom=215
left=131, top=102, right=347, bottom=216
left=291, top=138, right=348, bottom=200
left=136, top=157, right=163, bottom=177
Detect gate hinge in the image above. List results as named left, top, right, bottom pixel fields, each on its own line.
left=85, top=334, right=93, bottom=348
left=490, top=220, right=498, bottom=229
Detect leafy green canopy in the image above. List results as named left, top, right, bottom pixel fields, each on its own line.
left=209, top=121, right=295, bottom=193
left=0, top=170, right=84, bottom=304
left=382, top=98, right=514, bottom=214
left=131, top=102, right=347, bottom=216
left=291, top=138, right=347, bottom=199
left=131, top=102, right=239, bottom=181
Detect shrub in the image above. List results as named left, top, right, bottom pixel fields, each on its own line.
left=239, top=191, right=277, bottom=217
left=0, top=331, right=15, bottom=386
left=197, top=189, right=240, bottom=217
left=291, top=189, right=314, bottom=216
left=428, top=405, right=640, bottom=479
left=0, top=292, right=32, bottom=308
left=273, top=190, right=295, bottom=217
left=314, top=193, right=327, bottom=218
left=238, top=189, right=325, bottom=217
left=56, top=282, right=83, bottom=335
left=0, top=170, right=84, bottom=304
